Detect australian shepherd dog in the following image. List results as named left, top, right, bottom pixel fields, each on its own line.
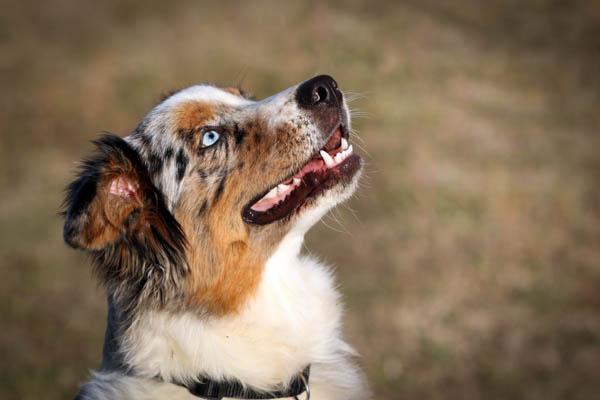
left=62, top=75, right=367, bottom=399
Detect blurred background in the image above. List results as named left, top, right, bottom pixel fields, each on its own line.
left=1, top=1, right=600, bottom=399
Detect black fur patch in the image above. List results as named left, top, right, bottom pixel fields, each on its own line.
left=175, top=148, right=188, bottom=182
left=62, top=173, right=100, bottom=248
left=233, top=124, right=246, bottom=145
left=197, top=169, right=209, bottom=180
left=73, top=387, right=90, bottom=400
left=136, top=132, right=152, bottom=150
left=133, top=119, right=151, bottom=138
left=198, top=199, right=208, bottom=216
left=222, top=135, right=230, bottom=158
left=164, top=147, right=174, bottom=161
left=213, top=176, right=227, bottom=203
left=147, top=151, right=164, bottom=177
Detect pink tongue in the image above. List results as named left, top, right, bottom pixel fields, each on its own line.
left=250, top=183, right=295, bottom=212
left=251, top=197, right=280, bottom=212
left=250, top=158, right=326, bottom=212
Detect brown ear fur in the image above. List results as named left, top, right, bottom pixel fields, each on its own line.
left=62, top=135, right=188, bottom=311
left=64, top=135, right=148, bottom=249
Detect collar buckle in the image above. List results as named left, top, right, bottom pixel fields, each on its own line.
left=293, top=369, right=310, bottom=400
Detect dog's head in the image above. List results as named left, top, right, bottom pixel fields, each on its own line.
left=62, top=75, right=361, bottom=315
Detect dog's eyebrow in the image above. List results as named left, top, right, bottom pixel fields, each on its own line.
left=173, top=101, right=216, bottom=133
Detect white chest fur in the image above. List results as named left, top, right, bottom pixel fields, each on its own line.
left=121, top=231, right=355, bottom=393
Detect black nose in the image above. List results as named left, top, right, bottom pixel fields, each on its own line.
left=296, top=75, right=341, bottom=109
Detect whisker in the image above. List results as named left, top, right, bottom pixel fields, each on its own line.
left=350, top=138, right=372, bottom=157
left=329, top=208, right=350, bottom=234
left=320, top=216, right=348, bottom=234
left=342, top=203, right=362, bottom=224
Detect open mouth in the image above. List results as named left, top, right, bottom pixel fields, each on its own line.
left=242, top=125, right=361, bottom=225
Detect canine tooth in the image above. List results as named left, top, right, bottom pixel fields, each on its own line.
left=320, top=150, right=334, bottom=168
left=293, top=177, right=301, bottom=186
left=347, top=144, right=353, bottom=154
left=341, top=138, right=349, bottom=150
left=335, top=153, right=343, bottom=163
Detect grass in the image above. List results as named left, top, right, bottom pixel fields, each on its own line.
left=1, top=0, right=600, bottom=399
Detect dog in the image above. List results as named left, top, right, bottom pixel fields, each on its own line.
left=62, top=75, right=367, bottom=399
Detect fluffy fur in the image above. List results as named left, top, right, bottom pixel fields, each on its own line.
left=64, top=76, right=367, bottom=399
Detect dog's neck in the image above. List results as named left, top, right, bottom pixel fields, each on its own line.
left=99, top=224, right=344, bottom=392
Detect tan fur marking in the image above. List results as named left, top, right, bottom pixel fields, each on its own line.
left=175, top=158, right=294, bottom=315
left=83, top=196, right=121, bottom=249
left=79, top=157, right=176, bottom=254
left=173, top=101, right=216, bottom=132
left=171, top=108, right=307, bottom=315
left=176, top=172, right=265, bottom=315
left=82, top=164, right=142, bottom=249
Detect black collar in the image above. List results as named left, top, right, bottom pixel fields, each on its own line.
left=175, top=366, right=310, bottom=399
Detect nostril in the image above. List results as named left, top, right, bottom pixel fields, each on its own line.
left=296, top=75, right=339, bottom=109
left=313, top=85, right=329, bottom=104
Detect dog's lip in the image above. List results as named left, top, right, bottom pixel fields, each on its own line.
left=313, top=124, right=347, bottom=158
left=247, top=122, right=346, bottom=204
left=241, top=124, right=359, bottom=225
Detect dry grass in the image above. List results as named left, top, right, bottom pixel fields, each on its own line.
left=1, top=1, right=600, bottom=399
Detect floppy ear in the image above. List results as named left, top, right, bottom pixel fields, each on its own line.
left=62, top=134, right=184, bottom=254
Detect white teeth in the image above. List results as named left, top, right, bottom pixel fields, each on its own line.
left=320, top=150, right=335, bottom=168
left=341, top=138, right=349, bottom=150
left=320, top=143, right=355, bottom=169
left=253, top=142, right=355, bottom=211
left=264, top=187, right=278, bottom=199
left=341, top=145, right=353, bottom=160
left=277, top=184, right=290, bottom=195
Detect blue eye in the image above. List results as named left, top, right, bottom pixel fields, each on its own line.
left=201, top=130, right=220, bottom=147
